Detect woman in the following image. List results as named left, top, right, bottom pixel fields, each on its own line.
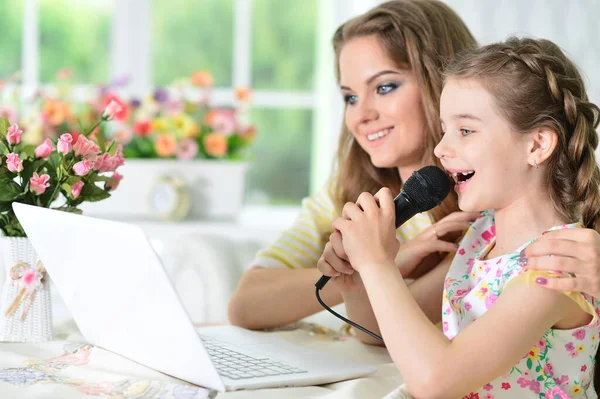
left=228, top=0, right=600, bottom=333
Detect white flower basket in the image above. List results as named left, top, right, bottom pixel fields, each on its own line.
left=0, top=237, right=53, bottom=342
left=79, top=159, right=248, bottom=221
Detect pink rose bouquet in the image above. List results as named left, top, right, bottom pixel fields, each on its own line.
left=0, top=101, right=125, bottom=237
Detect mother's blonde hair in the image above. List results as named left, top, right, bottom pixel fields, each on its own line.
left=332, top=0, right=477, bottom=221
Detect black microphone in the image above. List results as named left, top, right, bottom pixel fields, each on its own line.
left=315, top=165, right=451, bottom=290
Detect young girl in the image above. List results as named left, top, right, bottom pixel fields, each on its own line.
left=325, top=37, right=600, bottom=398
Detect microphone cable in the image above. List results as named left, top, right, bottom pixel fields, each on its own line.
left=314, top=283, right=384, bottom=343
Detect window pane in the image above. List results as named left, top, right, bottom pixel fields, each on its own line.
left=40, top=0, right=112, bottom=83
left=153, top=0, right=234, bottom=87
left=247, top=109, right=312, bottom=205
left=0, top=1, right=23, bottom=78
left=252, top=0, right=317, bottom=91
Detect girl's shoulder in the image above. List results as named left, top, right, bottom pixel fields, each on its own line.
left=458, top=210, right=495, bottom=254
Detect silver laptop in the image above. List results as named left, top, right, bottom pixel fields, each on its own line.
left=13, top=203, right=376, bottom=392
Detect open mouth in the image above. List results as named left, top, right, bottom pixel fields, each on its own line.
left=451, top=171, right=475, bottom=185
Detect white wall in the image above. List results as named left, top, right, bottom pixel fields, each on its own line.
left=443, top=0, right=600, bottom=109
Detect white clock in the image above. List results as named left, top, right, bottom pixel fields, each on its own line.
left=148, top=175, right=191, bottom=221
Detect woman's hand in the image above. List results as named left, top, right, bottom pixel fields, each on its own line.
left=317, top=230, right=366, bottom=293
left=399, top=211, right=478, bottom=278
left=520, top=228, right=600, bottom=297
left=332, top=188, right=400, bottom=272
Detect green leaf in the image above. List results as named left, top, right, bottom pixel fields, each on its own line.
left=81, top=183, right=111, bottom=202
left=96, top=129, right=106, bottom=152
left=19, top=145, right=35, bottom=160
left=526, top=358, right=533, bottom=369
left=535, top=365, right=542, bottom=373
left=21, top=159, right=47, bottom=183
left=537, top=375, right=544, bottom=381
left=0, top=182, right=23, bottom=202
left=53, top=206, right=83, bottom=215
left=91, top=175, right=113, bottom=182
left=0, top=117, right=8, bottom=140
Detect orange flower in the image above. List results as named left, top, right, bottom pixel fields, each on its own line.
left=204, top=110, right=217, bottom=125
left=191, top=70, right=214, bottom=87
left=42, top=99, right=71, bottom=126
left=155, top=134, right=177, bottom=157
left=234, top=87, right=252, bottom=102
left=204, top=133, right=228, bottom=157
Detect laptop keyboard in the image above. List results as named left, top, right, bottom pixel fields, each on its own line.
left=200, top=336, right=308, bottom=380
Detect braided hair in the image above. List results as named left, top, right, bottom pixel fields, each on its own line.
left=444, top=36, right=600, bottom=394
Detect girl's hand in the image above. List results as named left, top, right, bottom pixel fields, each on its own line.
left=520, top=228, right=600, bottom=297
left=332, top=188, right=399, bottom=272
left=317, top=231, right=365, bottom=293
left=399, top=211, right=478, bottom=278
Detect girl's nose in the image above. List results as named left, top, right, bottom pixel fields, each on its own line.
left=434, top=134, right=455, bottom=160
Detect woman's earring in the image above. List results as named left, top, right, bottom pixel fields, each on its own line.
left=533, top=160, right=539, bottom=169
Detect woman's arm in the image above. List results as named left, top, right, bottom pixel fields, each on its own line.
left=520, top=228, right=600, bottom=296
left=360, top=263, right=586, bottom=398
left=228, top=266, right=342, bottom=329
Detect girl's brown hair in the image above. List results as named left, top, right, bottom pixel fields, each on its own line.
left=444, top=36, right=600, bottom=393
left=332, top=0, right=477, bottom=221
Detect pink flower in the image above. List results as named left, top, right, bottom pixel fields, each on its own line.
left=57, top=133, right=73, bottom=154
left=458, top=248, right=466, bottom=255
left=545, top=386, right=570, bottom=399
left=536, top=339, right=547, bottom=353
left=481, top=226, right=496, bottom=243
left=565, top=342, right=575, bottom=352
left=544, top=363, right=554, bottom=377
left=73, top=160, right=92, bottom=176
left=105, top=172, right=123, bottom=191
left=176, top=138, right=199, bottom=160
left=517, top=377, right=531, bottom=388
left=73, top=136, right=100, bottom=161
left=485, top=293, right=498, bottom=309
left=528, top=381, right=541, bottom=394
left=93, top=153, right=112, bottom=172
left=501, top=382, right=511, bottom=390
left=77, top=382, right=116, bottom=396
left=553, top=375, right=569, bottom=385
left=581, top=364, right=588, bottom=372
left=6, top=153, right=23, bottom=173
left=6, top=123, right=22, bottom=144
left=483, top=383, right=493, bottom=391
left=29, top=172, right=50, bottom=195
left=442, top=321, right=448, bottom=332
left=572, top=329, right=586, bottom=340
left=102, top=97, right=127, bottom=121
left=464, top=301, right=472, bottom=311
left=71, top=180, right=84, bottom=199
left=34, top=138, right=55, bottom=158
left=210, top=109, right=237, bottom=136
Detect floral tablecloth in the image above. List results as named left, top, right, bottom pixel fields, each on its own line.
left=0, top=322, right=406, bottom=399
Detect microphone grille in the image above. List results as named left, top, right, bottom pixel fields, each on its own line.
left=403, top=165, right=451, bottom=212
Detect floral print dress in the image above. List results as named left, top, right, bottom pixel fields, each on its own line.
left=443, top=211, right=599, bottom=399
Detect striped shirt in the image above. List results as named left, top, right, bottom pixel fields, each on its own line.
left=251, top=180, right=433, bottom=269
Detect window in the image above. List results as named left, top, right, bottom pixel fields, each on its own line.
left=152, top=0, right=234, bottom=87
left=248, top=109, right=313, bottom=204
left=251, top=0, right=316, bottom=91
left=39, top=0, right=112, bottom=83
left=0, top=2, right=23, bottom=79
left=16, top=0, right=322, bottom=208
